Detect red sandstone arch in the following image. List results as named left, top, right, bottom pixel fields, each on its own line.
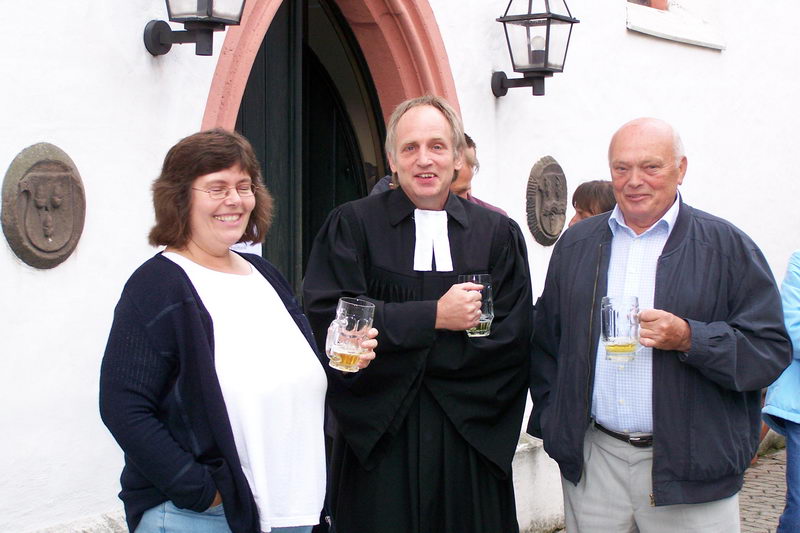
left=201, top=0, right=459, bottom=130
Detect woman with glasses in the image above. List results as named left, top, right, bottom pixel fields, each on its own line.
left=100, top=129, right=377, bottom=533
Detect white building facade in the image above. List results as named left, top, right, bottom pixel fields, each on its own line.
left=2, top=1, right=799, bottom=531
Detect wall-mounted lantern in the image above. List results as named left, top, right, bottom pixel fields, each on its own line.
left=492, top=0, right=579, bottom=97
left=144, top=0, right=247, bottom=56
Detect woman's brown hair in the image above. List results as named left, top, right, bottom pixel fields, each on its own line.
left=572, top=180, right=616, bottom=217
left=148, top=128, right=273, bottom=248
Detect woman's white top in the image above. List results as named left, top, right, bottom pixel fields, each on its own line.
left=164, top=252, right=327, bottom=532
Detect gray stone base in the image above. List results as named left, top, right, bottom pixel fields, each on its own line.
left=758, top=428, right=786, bottom=456
left=513, top=433, right=565, bottom=533
left=33, top=511, right=125, bottom=533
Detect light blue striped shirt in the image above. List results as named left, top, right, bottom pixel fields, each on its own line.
left=591, top=195, right=681, bottom=434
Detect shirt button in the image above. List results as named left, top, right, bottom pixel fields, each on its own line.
left=618, top=399, right=625, bottom=405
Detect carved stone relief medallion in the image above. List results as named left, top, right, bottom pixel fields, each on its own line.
left=526, top=155, right=567, bottom=246
left=2, top=143, right=86, bottom=268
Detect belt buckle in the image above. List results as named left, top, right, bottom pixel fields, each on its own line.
left=628, top=435, right=652, bottom=447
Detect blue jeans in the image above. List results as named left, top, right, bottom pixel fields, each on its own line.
left=135, top=500, right=314, bottom=533
left=779, top=420, right=800, bottom=532
left=135, top=501, right=231, bottom=533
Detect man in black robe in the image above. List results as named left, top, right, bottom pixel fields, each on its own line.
left=303, top=95, right=532, bottom=533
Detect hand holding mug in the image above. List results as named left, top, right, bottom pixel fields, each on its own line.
left=638, top=309, right=691, bottom=352
left=457, top=274, right=494, bottom=337
left=355, top=328, right=379, bottom=369
left=326, top=298, right=376, bottom=372
left=435, top=282, right=483, bottom=331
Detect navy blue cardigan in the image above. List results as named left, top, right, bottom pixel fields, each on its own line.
left=99, top=252, right=319, bottom=532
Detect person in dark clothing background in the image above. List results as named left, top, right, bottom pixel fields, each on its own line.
left=303, top=95, right=532, bottom=533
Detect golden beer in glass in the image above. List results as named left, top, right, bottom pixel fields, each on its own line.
left=326, top=297, right=375, bottom=372
left=601, top=296, right=640, bottom=362
left=457, top=274, right=494, bottom=338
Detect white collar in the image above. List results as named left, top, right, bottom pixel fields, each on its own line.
left=609, top=191, right=681, bottom=238
left=413, top=209, right=453, bottom=272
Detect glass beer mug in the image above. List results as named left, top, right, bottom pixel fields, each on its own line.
left=600, top=296, right=640, bottom=362
left=457, top=274, right=494, bottom=337
left=325, top=297, right=375, bottom=372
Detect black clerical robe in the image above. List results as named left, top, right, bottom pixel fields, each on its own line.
left=303, top=189, right=532, bottom=533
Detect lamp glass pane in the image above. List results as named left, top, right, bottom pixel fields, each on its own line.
left=167, top=0, right=202, bottom=20
left=547, top=0, right=572, bottom=18
left=546, top=20, right=572, bottom=71
left=506, top=19, right=548, bottom=71
left=212, top=0, right=245, bottom=23
left=505, top=0, right=550, bottom=17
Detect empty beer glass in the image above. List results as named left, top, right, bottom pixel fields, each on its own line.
left=457, top=274, right=494, bottom=337
left=326, top=297, right=375, bottom=372
left=601, top=296, right=640, bottom=361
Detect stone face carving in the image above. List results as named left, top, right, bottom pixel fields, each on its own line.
left=2, top=143, right=86, bottom=268
left=526, top=155, right=567, bottom=246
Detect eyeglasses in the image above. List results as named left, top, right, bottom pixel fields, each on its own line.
left=191, top=183, right=257, bottom=200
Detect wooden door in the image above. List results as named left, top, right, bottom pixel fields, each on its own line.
left=236, top=0, right=384, bottom=295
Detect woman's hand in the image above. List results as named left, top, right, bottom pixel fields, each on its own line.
left=357, top=328, right=379, bottom=369
left=208, top=491, right=223, bottom=509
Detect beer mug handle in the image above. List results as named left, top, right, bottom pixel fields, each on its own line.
left=325, top=320, right=341, bottom=359
left=629, top=309, right=641, bottom=351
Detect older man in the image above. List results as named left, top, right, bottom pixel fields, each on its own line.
left=304, top=95, right=532, bottom=532
left=528, top=117, right=791, bottom=532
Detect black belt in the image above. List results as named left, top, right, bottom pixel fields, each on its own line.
left=594, top=421, right=653, bottom=448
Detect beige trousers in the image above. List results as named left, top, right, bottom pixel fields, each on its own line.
left=561, top=424, right=740, bottom=533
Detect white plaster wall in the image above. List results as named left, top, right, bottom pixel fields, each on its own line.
left=3, top=0, right=800, bottom=531
left=0, top=2, right=221, bottom=531
left=432, top=0, right=800, bottom=297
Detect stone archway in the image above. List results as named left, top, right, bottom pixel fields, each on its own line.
left=201, top=0, right=459, bottom=130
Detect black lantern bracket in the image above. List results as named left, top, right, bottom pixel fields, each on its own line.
left=492, top=71, right=552, bottom=97
left=144, top=20, right=225, bottom=56
left=143, top=0, right=246, bottom=57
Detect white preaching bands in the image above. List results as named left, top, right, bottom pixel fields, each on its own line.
left=413, top=209, right=453, bottom=272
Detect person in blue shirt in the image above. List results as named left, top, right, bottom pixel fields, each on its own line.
left=763, top=251, right=800, bottom=532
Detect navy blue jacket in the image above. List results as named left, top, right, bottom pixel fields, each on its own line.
left=528, top=201, right=791, bottom=505
left=99, top=252, right=319, bottom=532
